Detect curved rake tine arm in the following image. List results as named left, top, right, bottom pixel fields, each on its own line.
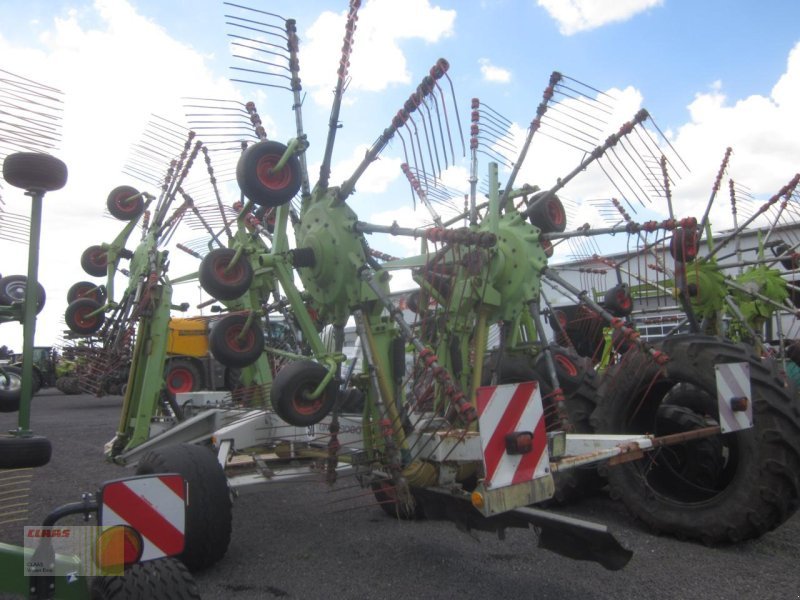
left=661, top=155, right=675, bottom=220
left=698, top=147, right=733, bottom=239
left=318, top=0, right=361, bottom=190
left=285, top=18, right=311, bottom=199
left=335, top=59, right=452, bottom=205
left=401, top=163, right=442, bottom=226
left=523, top=109, right=650, bottom=219
left=200, top=146, right=233, bottom=242
left=707, top=173, right=800, bottom=261
left=499, top=71, right=563, bottom=210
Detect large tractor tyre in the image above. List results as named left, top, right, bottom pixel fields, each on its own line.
left=106, top=185, right=144, bottom=221
left=0, top=366, right=23, bottom=412
left=65, top=298, right=105, bottom=335
left=0, top=435, right=52, bottom=468
left=236, top=140, right=302, bottom=207
left=591, top=335, right=800, bottom=543
left=271, top=360, right=337, bottom=427
left=527, top=191, right=567, bottom=234
left=135, top=444, right=232, bottom=572
left=483, top=351, right=602, bottom=504
left=81, top=245, right=109, bottom=278
left=67, top=280, right=107, bottom=304
left=198, top=248, right=253, bottom=301
left=2, top=151, right=68, bottom=192
left=0, top=275, right=46, bottom=313
left=90, top=557, right=200, bottom=600
left=164, top=360, right=203, bottom=395
left=371, top=478, right=425, bottom=520
left=209, top=313, right=264, bottom=368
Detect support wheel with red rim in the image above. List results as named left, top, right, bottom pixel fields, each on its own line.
left=65, top=298, right=105, bottom=335
left=209, top=313, right=264, bottom=368
left=199, top=248, right=253, bottom=301
left=81, top=245, right=109, bottom=277
left=270, top=360, right=337, bottom=426
left=603, top=283, right=633, bottom=317
left=669, top=227, right=699, bottom=262
left=236, top=140, right=302, bottom=207
left=164, top=359, right=203, bottom=395
left=66, top=280, right=106, bottom=304
left=106, top=185, right=144, bottom=220
left=528, top=191, right=567, bottom=233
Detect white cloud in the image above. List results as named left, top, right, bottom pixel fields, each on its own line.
left=479, top=58, right=511, bottom=83
left=538, top=0, right=663, bottom=35
left=0, top=0, right=246, bottom=347
left=301, top=0, right=456, bottom=104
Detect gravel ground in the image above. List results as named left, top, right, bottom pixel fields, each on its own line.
left=2, top=390, right=799, bottom=599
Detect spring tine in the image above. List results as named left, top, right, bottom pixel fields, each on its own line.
left=699, top=147, right=732, bottom=234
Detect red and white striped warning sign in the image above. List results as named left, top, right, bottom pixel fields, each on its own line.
left=101, top=474, right=186, bottom=561
left=476, top=382, right=549, bottom=489
left=715, top=362, right=753, bottom=433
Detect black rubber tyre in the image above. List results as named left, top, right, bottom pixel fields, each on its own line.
left=236, top=140, right=302, bottom=207
left=527, top=191, right=567, bottom=233
left=0, top=366, right=23, bottom=412
left=591, top=334, right=800, bottom=543
left=669, top=227, right=699, bottom=262
left=371, top=478, right=425, bottom=520
left=164, top=360, right=203, bottom=395
left=106, top=185, right=144, bottom=221
left=199, top=248, right=253, bottom=301
left=90, top=557, right=200, bottom=600
left=81, top=245, right=109, bottom=278
left=209, top=313, right=264, bottom=368
left=135, top=444, right=232, bottom=572
left=0, top=435, right=52, bottom=468
left=770, top=241, right=798, bottom=271
left=0, top=275, right=46, bottom=313
left=484, top=349, right=602, bottom=504
left=2, top=152, right=67, bottom=192
left=67, top=280, right=107, bottom=304
left=65, top=298, right=105, bottom=335
left=603, top=283, right=633, bottom=317
left=271, top=360, right=337, bottom=426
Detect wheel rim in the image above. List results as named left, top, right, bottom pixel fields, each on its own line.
left=112, top=192, right=139, bottom=214
left=5, top=281, right=26, bottom=301
left=554, top=353, right=578, bottom=377
left=75, top=307, right=99, bottom=329
left=213, top=255, right=245, bottom=285
left=225, top=325, right=255, bottom=352
left=89, top=249, right=108, bottom=268
left=547, top=199, right=565, bottom=226
left=167, top=367, right=195, bottom=394
left=256, top=155, right=292, bottom=191
left=292, top=382, right=324, bottom=416
left=623, top=379, right=735, bottom=505
left=1, top=371, right=21, bottom=392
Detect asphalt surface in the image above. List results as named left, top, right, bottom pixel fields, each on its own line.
left=2, top=391, right=799, bottom=599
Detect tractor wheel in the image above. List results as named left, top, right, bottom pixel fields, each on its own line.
left=236, top=140, right=302, bottom=207
left=371, top=478, right=425, bottom=520
left=135, top=444, right=231, bottom=572
left=90, top=557, right=200, bottom=600
left=198, top=248, right=253, bottom=301
left=65, top=298, right=105, bottom=335
left=270, top=360, right=336, bottom=426
left=527, top=191, right=567, bottom=233
left=591, top=334, right=800, bottom=543
left=0, top=435, right=52, bottom=468
left=164, top=360, right=203, bottom=395
left=67, top=280, right=107, bottom=304
left=0, top=275, right=46, bottom=313
left=0, top=366, right=23, bottom=412
left=81, top=245, right=109, bottom=278
left=106, top=185, right=144, bottom=221
left=603, top=283, right=633, bottom=317
left=669, top=227, right=699, bottom=262
left=2, top=151, right=67, bottom=192
left=209, top=313, right=264, bottom=368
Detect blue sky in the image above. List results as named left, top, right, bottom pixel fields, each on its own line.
left=1, top=0, right=799, bottom=347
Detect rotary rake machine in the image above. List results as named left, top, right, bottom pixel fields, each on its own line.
left=70, top=0, right=793, bottom=574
